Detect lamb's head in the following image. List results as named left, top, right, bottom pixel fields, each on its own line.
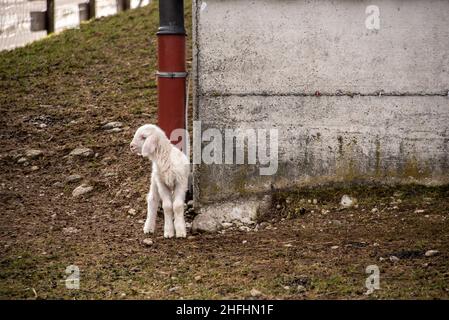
left=130, top=124, right=169, bottom=158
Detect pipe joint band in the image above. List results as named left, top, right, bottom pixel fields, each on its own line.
left=156, top=71, right=188, bottom=78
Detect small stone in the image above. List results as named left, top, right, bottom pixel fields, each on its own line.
left=312, top=199, right=318, bottom=205
left=17, top=157, right=27, bottom=164
left=283, top=286, right=290, bottom=290
left=194, top=275, right=202, bottom=281
left=341, top=195, right=357, bottom=208
left=102, top=121, right=123, bottom=130
left=128, top=208, right=137, bottom=216
left=30, top=166, right=39, bottom=171
left=107, top=128, right=122, bottom=133
left=242, top=240, right=248, bottom=244
left=25, top=149, right=43, bottom=158
left=72, top=184, right=94, bottom=197
left=331, top=245, right=339, bottom=250
left=414, top=209, right=425, bottom=214
left=389, top=256, right=400, bottom=263
left=39, top=123, right=47, bottom=128
left=222, top=222, right=233, bottom=229
left=371, top=208, right=379, bottom=213
left=69, top=147, right=94, bottom=158
left=66, top=174, right=82, bottom=183
left=259, top=222, right=269, bottom=229
left=276, top=204, right=281, bottom=209
left=138, top=219, right=145, bottom=224
left=53, top=181, right=64, bottom=188
left=63, top=227, right=79, bottom=234
left=285, top=198, right=291, bottom=204
left=187, top=200, right=194, bottom=207
left=142, top=238, right=153, bottom=246
left=425, top=250, right=439, bottom=257
left=250, top=288, right=262, bottom=297
left=168, top=286, right=180, bottom=293
left=191, top=214, right=219, bottom=233
left=297, top=285, right=306, bottom=293
left=284, top=243, right=293, bottom=247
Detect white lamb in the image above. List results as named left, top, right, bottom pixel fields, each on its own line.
left=130, top=124, right=189, bottom=238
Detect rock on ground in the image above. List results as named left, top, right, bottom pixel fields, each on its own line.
left=192, top=195, right=271, bottom=233
left=102, top=121, right=123, bottom=130
left=425, top=250, right=439, bottom=257
left=341, top=195, right=357, bottom=208
left=72, top=184, right=94, bottom=197
left=25, top=149, right=44, bottom=158
left=69, top=147, right=94, bottom=158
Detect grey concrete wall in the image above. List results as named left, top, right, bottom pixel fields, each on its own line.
left=192, top=0, right=449, bottom=209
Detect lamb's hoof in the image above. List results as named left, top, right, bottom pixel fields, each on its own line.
left=164, top=230, right=175, bottom=239
left=175, top=229, right=187, bottom=238
left=143, top=222, right=154, bottom=234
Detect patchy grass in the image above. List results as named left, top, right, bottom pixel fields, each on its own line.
left=1, top=2, right=448, bottom=300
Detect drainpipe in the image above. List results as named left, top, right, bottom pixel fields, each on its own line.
left=157, top=0, right=187, bottom=149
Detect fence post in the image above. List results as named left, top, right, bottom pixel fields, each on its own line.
left=89, top=0, right=96, bottom=19
left=46, top=0, right=55, bottom=33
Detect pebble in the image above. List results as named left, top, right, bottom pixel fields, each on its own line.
left=53, top=181, right=64, bottom=188
left=69, top=147, right=94, bottom=158
left=312, top=199, right=318, bottom=205
left=128, top=208, right=137, bottom=216
left=17, top=157, right=27, bottom=164
left=194, top=275, right=202, bottom=281
left=222, top=222, right=233, bottom=229
left=66, top=174, right=82, bottom=183
left=340, top=195, right=357, bottom=208
left=331, top=245, right=339, bottom=250
left=297, top=285, right=306, bottom=293
left=102, top=121, right=123, bottom=130
left=63, top=227, right=79, bottom=234
left=30, top=166, right=39, bottom=171
left=25, top=149, right=43, bottom=158
left=72, top=184, right=94, bottom=197
left=389, top=256, right=400, bottom=263
left=142, top=238, right=153, bottom=246
left=169, top=286, right=180, bottom=293
left=242, top=240, right=248, bottom=244
left=371, top=208, right=379, bottom=213
left=250, top=288, right=262, bottom=297
left=425, top=250, right=439, bottom=257
left=276, top=204, right=281, bottom=209
left=414, top=209, right=425, bottom=214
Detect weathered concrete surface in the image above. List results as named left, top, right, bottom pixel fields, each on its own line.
left=195, top=95, right=449, bottom=203
left=195, top=0, right=449, bottom=95
left=192, top=0, right=449, bottom=224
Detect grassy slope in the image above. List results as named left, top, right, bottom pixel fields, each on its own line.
left=0, top=2, right=449, bottom=300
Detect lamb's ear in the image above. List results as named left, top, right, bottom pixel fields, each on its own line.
left=142, top=135, right=159, bottom=157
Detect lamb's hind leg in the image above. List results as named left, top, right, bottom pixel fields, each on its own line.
left=173, top=184, right=187, bottom=238
left=143, top=176, right=159, bottom=234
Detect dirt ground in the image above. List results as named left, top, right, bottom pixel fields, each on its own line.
left=1, top=3, right=448, bottom=300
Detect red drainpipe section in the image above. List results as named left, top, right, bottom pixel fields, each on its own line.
left=157, top=0, right=187, bottom=149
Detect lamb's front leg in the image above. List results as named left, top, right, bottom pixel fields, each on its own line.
left=143, top=175, right=159, bottom=234
left=173, top=184, right=187, bottom=238
left=158, top=183, right=175, bottom=238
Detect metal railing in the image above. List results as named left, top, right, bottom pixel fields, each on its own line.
left=0, top=0, right=150, bottom=51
